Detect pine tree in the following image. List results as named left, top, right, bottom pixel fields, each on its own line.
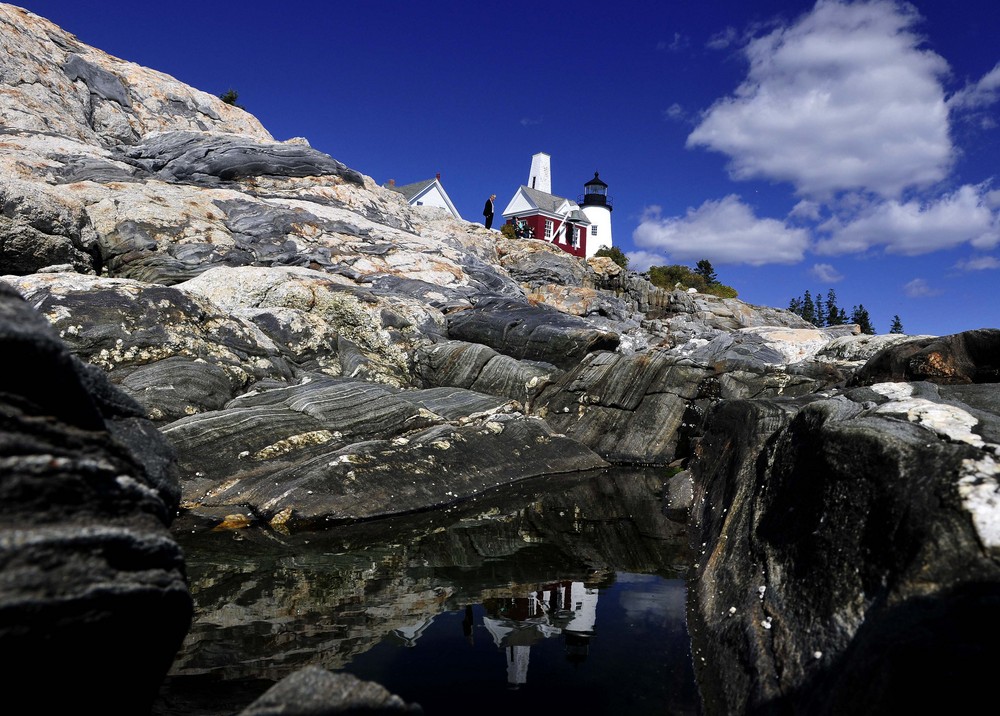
left=788, top=297, right=803, bottom=316
left=694, top=259, right=718, bottom=285
left=801, top=290, right=816, bottom=325
left=814, top=289, right=826, bottom=326
left=850, top=305, right=875, bottom=334
left=889, top=315, right=904, bottom=334
left=825, top=289, right=846, bottom=326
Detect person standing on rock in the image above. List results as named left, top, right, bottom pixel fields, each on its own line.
left=483, top=194, right=496, bottom=229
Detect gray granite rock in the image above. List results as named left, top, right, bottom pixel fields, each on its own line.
left=686, top=379, right=1000, bottom=715
left=238, top=666, right=421, bottom=715
left=123, top=131, right=365, bottom=186
left=0, top=281, right=191, bottom=713
left=447, top=296, right=621, bottom=370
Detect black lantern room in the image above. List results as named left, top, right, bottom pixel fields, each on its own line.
left=582, top=172, right=612, bottom=210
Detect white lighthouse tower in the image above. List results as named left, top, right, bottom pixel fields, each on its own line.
left=580, top=171, right=613, bottom=258
left=527, top=152, right=552, bottom=193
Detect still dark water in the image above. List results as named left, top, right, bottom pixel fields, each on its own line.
left=155, top=468, right=700, bottom=715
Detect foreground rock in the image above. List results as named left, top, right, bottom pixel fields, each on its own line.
left=164, top=376, right=608, bottom=528
left=686, top=360, right=1000, bottom=715
left=0, top=283, right=192, bottom=713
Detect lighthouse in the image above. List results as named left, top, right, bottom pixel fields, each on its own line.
left=579, top=171, right=613, bottom=259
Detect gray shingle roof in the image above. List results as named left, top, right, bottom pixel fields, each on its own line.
left=520, top=185, right=575, bottom=214
left=386, top=178, right=435, bottom=202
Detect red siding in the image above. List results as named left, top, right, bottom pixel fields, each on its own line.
left=506, top=212, right=587, bottom=258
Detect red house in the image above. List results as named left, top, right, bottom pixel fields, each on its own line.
left=499, top=153, right=612, bottom=259
left=501, top=185, right=591, bottom=258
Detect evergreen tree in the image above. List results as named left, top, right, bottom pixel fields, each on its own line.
left=219, top=88, right=244, bottom=109
left=695, top=259, right=718, bottom=285
left=801, top=290, right=816, bottom=325
left=889, top=315, right=904, bottom=334
left=850, top=304, right=875, bottom=334
left=825, top=289, right=847, bottom=326
left=788, top=297, right=803, bottom=316
left=815, top=289, right=827, bottom=326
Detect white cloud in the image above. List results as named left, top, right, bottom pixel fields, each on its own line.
left=663, top=103, right=686, bottom=122
left=626, top=249, right=670, bottom=272
left=519, top=116, right=542, bottom=126
left=954, top=256, right=1000, bottom=271
left=632, top=195, right=810, bottom=265
left=658, top=33, right=690, bottom=52
left=903, top=278, right=941, bottom=297
left=687, top=0, right=953, bottom=198
left=811, top=263, right=843, bottom=282
left=790, top=199, right=822, bottom=220
left=948, top=62, right=1000, bottom=111
left=707, top=26, right=738, bottom=50
left=815, top=184, right=1000, bottom=255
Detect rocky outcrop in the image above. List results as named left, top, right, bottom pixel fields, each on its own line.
left=163, top=376, right=607, bottom=528
left=0, top=282, right=192, bottom=713
left=2, top=5, right=998, bottom=716
left=686, top=372, right=1000, bottom=715
left=238, top=667, right=422, bottom=715
left=849, top=327, right=1000, bottom=385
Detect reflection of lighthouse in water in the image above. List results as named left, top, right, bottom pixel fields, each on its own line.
left=482, top=580, right=599, bottom=687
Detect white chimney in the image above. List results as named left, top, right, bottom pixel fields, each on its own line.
left=528, top=152, right=551, bottom=194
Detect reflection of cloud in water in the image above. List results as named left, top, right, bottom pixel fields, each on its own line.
left=618, top=573, right=687, bottom=624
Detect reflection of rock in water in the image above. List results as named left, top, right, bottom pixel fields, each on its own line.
left=160, top=468, right=690, bottom=710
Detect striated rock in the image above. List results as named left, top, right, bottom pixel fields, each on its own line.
left=0, top=282, right=192, bottom=713
left=686, top=373, right=1000, bottom=715
left=447, top=296, right=621, bottom=369
left=0, top=5, right=270, bottom=146
left=413, top=339, right=561, bottom=405
left=4, top=7, right=999, bottom=715
left=2, top=272, right=297, bottom=413
left=533, top=349, right=710, bottom=464
left=164, top=376, right=608, bottom=528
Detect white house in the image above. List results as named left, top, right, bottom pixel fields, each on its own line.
left=384, top=173, right=461, bottom=220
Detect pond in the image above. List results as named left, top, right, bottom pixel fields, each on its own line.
left=154, top=467, right=700, bottom=715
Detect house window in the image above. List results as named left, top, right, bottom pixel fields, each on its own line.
left=571, top=227, right=580, bottom=247
left=544, top=220, right=553, bottom=239
left=590, top=224, right=597, bottom=236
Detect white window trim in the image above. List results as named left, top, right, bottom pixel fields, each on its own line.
left=590, top=224, right=597, bottom=236
left=544, top=220, right=553, bottom=239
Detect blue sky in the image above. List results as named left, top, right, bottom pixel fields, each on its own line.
left=18, top=1, right=1000, bottom=336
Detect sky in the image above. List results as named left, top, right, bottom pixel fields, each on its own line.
left=15, top=0, right=1000, bottom=336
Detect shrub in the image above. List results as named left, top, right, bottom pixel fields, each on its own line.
left=594, top=246, right=629, bottom=269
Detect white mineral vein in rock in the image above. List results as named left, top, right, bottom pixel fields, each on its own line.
left=871, top=383, right=983, bottom=447
left=958, top=455, right=1000, bottom=549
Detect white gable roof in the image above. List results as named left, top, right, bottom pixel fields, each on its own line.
left=387, top=178, right=462, bottom=219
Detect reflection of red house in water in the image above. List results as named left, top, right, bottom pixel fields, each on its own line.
left=501, top=153, right=614, bottom=260
left=482, top=580, right=600, bottom=687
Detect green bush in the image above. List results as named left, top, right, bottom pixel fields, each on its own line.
left=499, top=223, right=517, bottom=240
left=594, top=246, right=629, bottom=269
left=647, top=262, right=737, bottom=298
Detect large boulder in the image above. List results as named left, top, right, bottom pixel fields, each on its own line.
left=0, top=281, right=192, bottom=713
left=686, top=369, right=1000, bottom=715
left=849, top=328, right=1000, bottom=386
left=164, top=376, right=608, bottom=528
